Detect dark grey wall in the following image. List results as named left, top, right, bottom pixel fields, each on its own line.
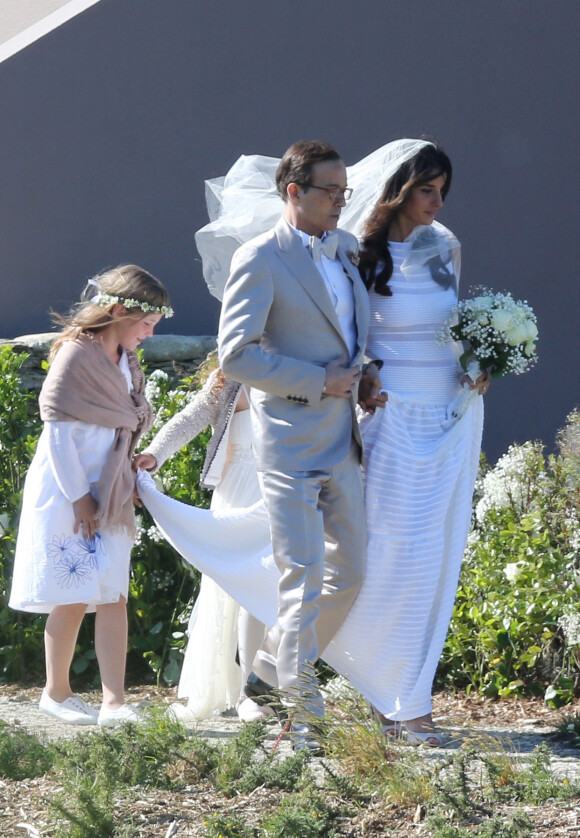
left=0, top=0, right=577, bottom=461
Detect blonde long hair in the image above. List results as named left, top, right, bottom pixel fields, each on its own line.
left=193, top=350, right=228, bottom=401
left=50, top=264, right=170, bottom=361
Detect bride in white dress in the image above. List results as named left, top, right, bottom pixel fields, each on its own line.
left=136, top=139, right=487, bottom=744
left=322, top=139, right=487, bottom=745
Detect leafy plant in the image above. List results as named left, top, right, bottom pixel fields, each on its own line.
left=0, top=346, right=45, bottom=681
left=0, top=719, right=55, bottom=780
left=260, top=789, right=341, bottom=838
left=439, top=414, right=580, bottom=701
left=203, top=811, right=256, bottom=838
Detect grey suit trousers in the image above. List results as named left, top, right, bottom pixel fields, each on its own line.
left=254, top=443, right=366, bottom=718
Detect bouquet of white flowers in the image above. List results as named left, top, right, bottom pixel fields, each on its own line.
left=438, top=288, right=538, bottom=426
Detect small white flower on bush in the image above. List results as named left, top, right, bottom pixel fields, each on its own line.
left=475, top=442, right=542, bottom=523
left=558, top=609, right=580, bottom=646
left=503, top=561, right=525, bottom=583
left=144, top=368, right=169, bottom=405
left=133, top=518, right=146, bottom=548
left=0, top=511, right=10, bottom=535
left=146, top=524, right=164, bottom=543
left=564, top=512, right=580, bottom=552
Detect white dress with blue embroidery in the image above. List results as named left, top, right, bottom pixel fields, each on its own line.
left=9, top=352, right=134, bottom=614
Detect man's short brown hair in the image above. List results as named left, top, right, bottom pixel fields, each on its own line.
left=275, top=140, right=342, bottom=201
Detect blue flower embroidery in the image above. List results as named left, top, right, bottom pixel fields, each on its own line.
left=54, top=554, right=92, bottom=589
left=47, top=535, right=76, bottom=562
left=77, top=533, right=102, bottom=570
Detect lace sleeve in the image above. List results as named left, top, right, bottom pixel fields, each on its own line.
left=143, top=371, right=222, bottom=470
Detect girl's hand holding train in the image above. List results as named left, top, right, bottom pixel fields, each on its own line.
left=133, top=452, right=157, bottom=472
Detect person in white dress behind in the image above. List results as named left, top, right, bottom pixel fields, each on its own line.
left=133, top=363, right=272, bottom=723
left=9, top=265, right=172, bottom=727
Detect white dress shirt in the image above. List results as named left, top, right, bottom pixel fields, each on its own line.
left=291, top=225, right=357, bottom=361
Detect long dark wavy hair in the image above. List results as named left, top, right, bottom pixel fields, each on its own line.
left=359, top=143, right=452, bottom=296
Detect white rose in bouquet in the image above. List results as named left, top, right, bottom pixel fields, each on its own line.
left=490, top=308, right=514, bottom=332
left=506, top=322, right=529, bottom=346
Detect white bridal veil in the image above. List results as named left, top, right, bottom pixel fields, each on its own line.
left=194, top=139, right=435, bottom=300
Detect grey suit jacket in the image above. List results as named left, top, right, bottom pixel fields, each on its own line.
left=218, top=217, right=370, bottom=472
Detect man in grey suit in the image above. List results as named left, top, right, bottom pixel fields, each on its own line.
left=218, top=140, right=370, bottom=746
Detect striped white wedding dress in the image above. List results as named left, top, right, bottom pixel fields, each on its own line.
left=323, top=240, right=483, bottom=720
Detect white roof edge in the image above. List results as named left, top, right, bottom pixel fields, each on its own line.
left=0, top=0, right=103, bottom=65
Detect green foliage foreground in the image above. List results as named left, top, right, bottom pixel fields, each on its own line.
left=0, top=699, right=578, bottom=838
left=1, top=342, right=580, bottom=704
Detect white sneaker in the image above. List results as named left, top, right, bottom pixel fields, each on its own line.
left=97, top=703, right=143, bottom=727
left=237, top=697, right=275, bottom=723
left=39, top=689, right=99, bottom=725
left=167, top=702, right=207, bottom=724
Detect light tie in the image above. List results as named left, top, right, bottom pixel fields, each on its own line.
left=309, top=232, right=338, bottom=262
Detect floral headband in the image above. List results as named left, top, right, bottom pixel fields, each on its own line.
left=87, top=279, right=174, bottom=318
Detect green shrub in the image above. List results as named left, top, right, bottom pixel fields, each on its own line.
left=0, top=346, right=45, bottom=681
left=439, top=410, right=580, bottom=702
left=203, top=811, right=256, bottom=838
left=423, top=740, right=580, bottom=838
left=0, top=719, right=54, bottom=780
left=213, top=720, right=272, bottom=794
left=55, top=706, right=187, bottom=787
left=260, top=789, right=341, bottom=838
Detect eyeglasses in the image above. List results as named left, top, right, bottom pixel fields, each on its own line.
left=298, top=184, right=353, bottom=201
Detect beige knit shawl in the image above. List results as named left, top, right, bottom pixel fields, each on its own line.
left=39, top=333, right=153, bottom=536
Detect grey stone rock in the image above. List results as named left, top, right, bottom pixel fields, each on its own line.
left=1, top=332, right=218, bottom=391
left=7, top=333, right=56, bottom=354
left=140, top=334, right=217, bottom=363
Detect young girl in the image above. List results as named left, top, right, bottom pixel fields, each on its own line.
left=9, top=265, right=172, bottom=726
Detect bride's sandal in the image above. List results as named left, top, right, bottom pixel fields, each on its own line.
left=380, top=721, right=402, bottom=739
left=402, top=724, right=443, bottom=747
left=369, top=704, right=401, bottom=739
